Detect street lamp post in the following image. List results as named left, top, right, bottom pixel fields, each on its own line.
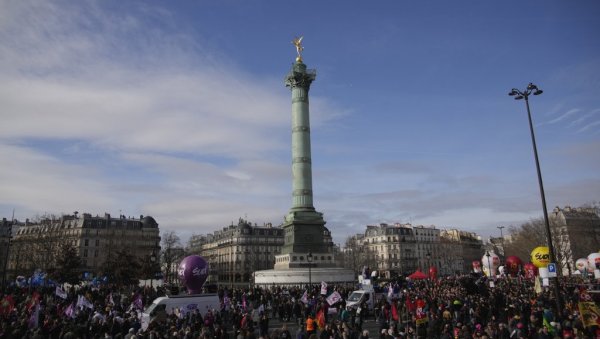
left=497, top=226, right=505, bottom=257
left=426, top=251, right=432, bottom=285
left=1, top=224, right=12, bottom=290
left=307, top=251, right=313, bottom=288
left=2, top=240, right=10, bottom=289
left=509, top=82, right=562, bottom=315
left=150, top=251, right=157, bottom=288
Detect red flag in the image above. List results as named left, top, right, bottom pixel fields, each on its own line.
left=316, top=308, right=326, bottom=330
left=405, top=297, right=416, bottom=313
left=27, top=291, right=41, bottom=312
left=391, top=302, right=399, bottom=321
left=0, top=295, right=15, bottom=316
left=415, top=299, right=427, bottom=325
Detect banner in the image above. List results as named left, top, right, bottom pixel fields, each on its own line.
left=321, top=281, right=327, bottom=295
left=578, top=302, right=600, bottom=328
left=326, top=291, right=342, bottom=306
left=415, top=299, right=427, bottom=325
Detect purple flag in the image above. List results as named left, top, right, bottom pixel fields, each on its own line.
left=64, top=302, right=75, bottom=318
left=132, top=294, right=143, bottom=310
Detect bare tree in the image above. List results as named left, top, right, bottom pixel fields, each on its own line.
left=341, top=235, right=362, bottom=275
left=504, top=208, right=599, bottom=273
left=161, top=231, right=183, bottom=284
left=504, top=219, right=548, bottom=262
left=52, top=242, right=82, bottom=284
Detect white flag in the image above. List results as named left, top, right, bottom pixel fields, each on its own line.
left=55, top=286, right=67, bottom=299
left=300, top=290, right=308, bottom=304
left=320, top=281, right=328, bottom=295
left=326, top=291, right=342, bottom=306
left=76, top=295, right=94, bottom=310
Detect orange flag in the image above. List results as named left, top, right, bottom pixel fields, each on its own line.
left=316, top=308, right=326, bottom=330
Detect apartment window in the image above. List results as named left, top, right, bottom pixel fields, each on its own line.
left=83, top=249, right=88, bottom=257
left=95, top=239, right=99, bottom=246
left=84, top=239, right=89, bottom=246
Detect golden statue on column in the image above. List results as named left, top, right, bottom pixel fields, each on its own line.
left=292, top=36, right=304, bottom=63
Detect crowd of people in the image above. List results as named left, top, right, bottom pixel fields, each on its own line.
left=0, top=273, right=598, bottom=338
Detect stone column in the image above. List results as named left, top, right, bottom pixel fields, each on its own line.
left=285, top=61, right=316, bottom=212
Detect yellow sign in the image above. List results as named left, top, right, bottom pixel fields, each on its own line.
left=578, top=302, right=600, bottom=328
left=531, top=246, right=550, bottom=268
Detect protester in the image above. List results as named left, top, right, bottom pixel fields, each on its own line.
left=0, top=273, right=598, bottom=338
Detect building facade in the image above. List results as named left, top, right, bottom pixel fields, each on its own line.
left=550, top=206, right=600, bottom=275
left=344, top=223, right=444, bottom=279
left=6, top=213, right=160, bottom=281
left=188, top=217, right=337, bottom=286
left=1, top=218, right=15, bottom=287
left=439, top=229, right=483, bottom=274
left=342, top=223, right=483, bottom=278
left=188, top=218, right=285, bottom=286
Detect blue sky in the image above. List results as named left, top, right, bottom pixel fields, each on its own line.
left=1, top=1, right=599, bottom=245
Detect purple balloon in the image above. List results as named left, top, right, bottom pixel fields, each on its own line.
left=178, top=255, right=209, bottom=294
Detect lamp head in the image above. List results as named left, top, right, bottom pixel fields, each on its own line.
left=514, top=95, right=524, bottom=100
left=508, top=89, right=519, bottom=96
left=533, top=89, right=543, bottom=95
left=527, top=83, right=537, bottom=91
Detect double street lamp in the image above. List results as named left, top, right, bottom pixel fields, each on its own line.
left=509, top=82, right=562, bottom=314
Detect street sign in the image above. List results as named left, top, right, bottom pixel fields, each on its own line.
left=547, top=263, right=557, bottom=278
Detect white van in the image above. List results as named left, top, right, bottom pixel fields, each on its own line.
left=346, top=289, right=374, bottom=313
left=141, top=294, right=220, bottom=331
left=345, top=285, right=384, bottom=316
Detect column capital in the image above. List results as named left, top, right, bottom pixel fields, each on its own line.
left=285, top=63, right=316, bottom=90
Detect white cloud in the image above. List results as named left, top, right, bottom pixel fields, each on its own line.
left=545, top=108, right=580, bottom=125
left=0, top=1, right=346, bottom=237
left=0, top=1, right=597, bottom=248
left=0, top=143, right=115, bottom=215
left=577, top=120, right=600, bottom=134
